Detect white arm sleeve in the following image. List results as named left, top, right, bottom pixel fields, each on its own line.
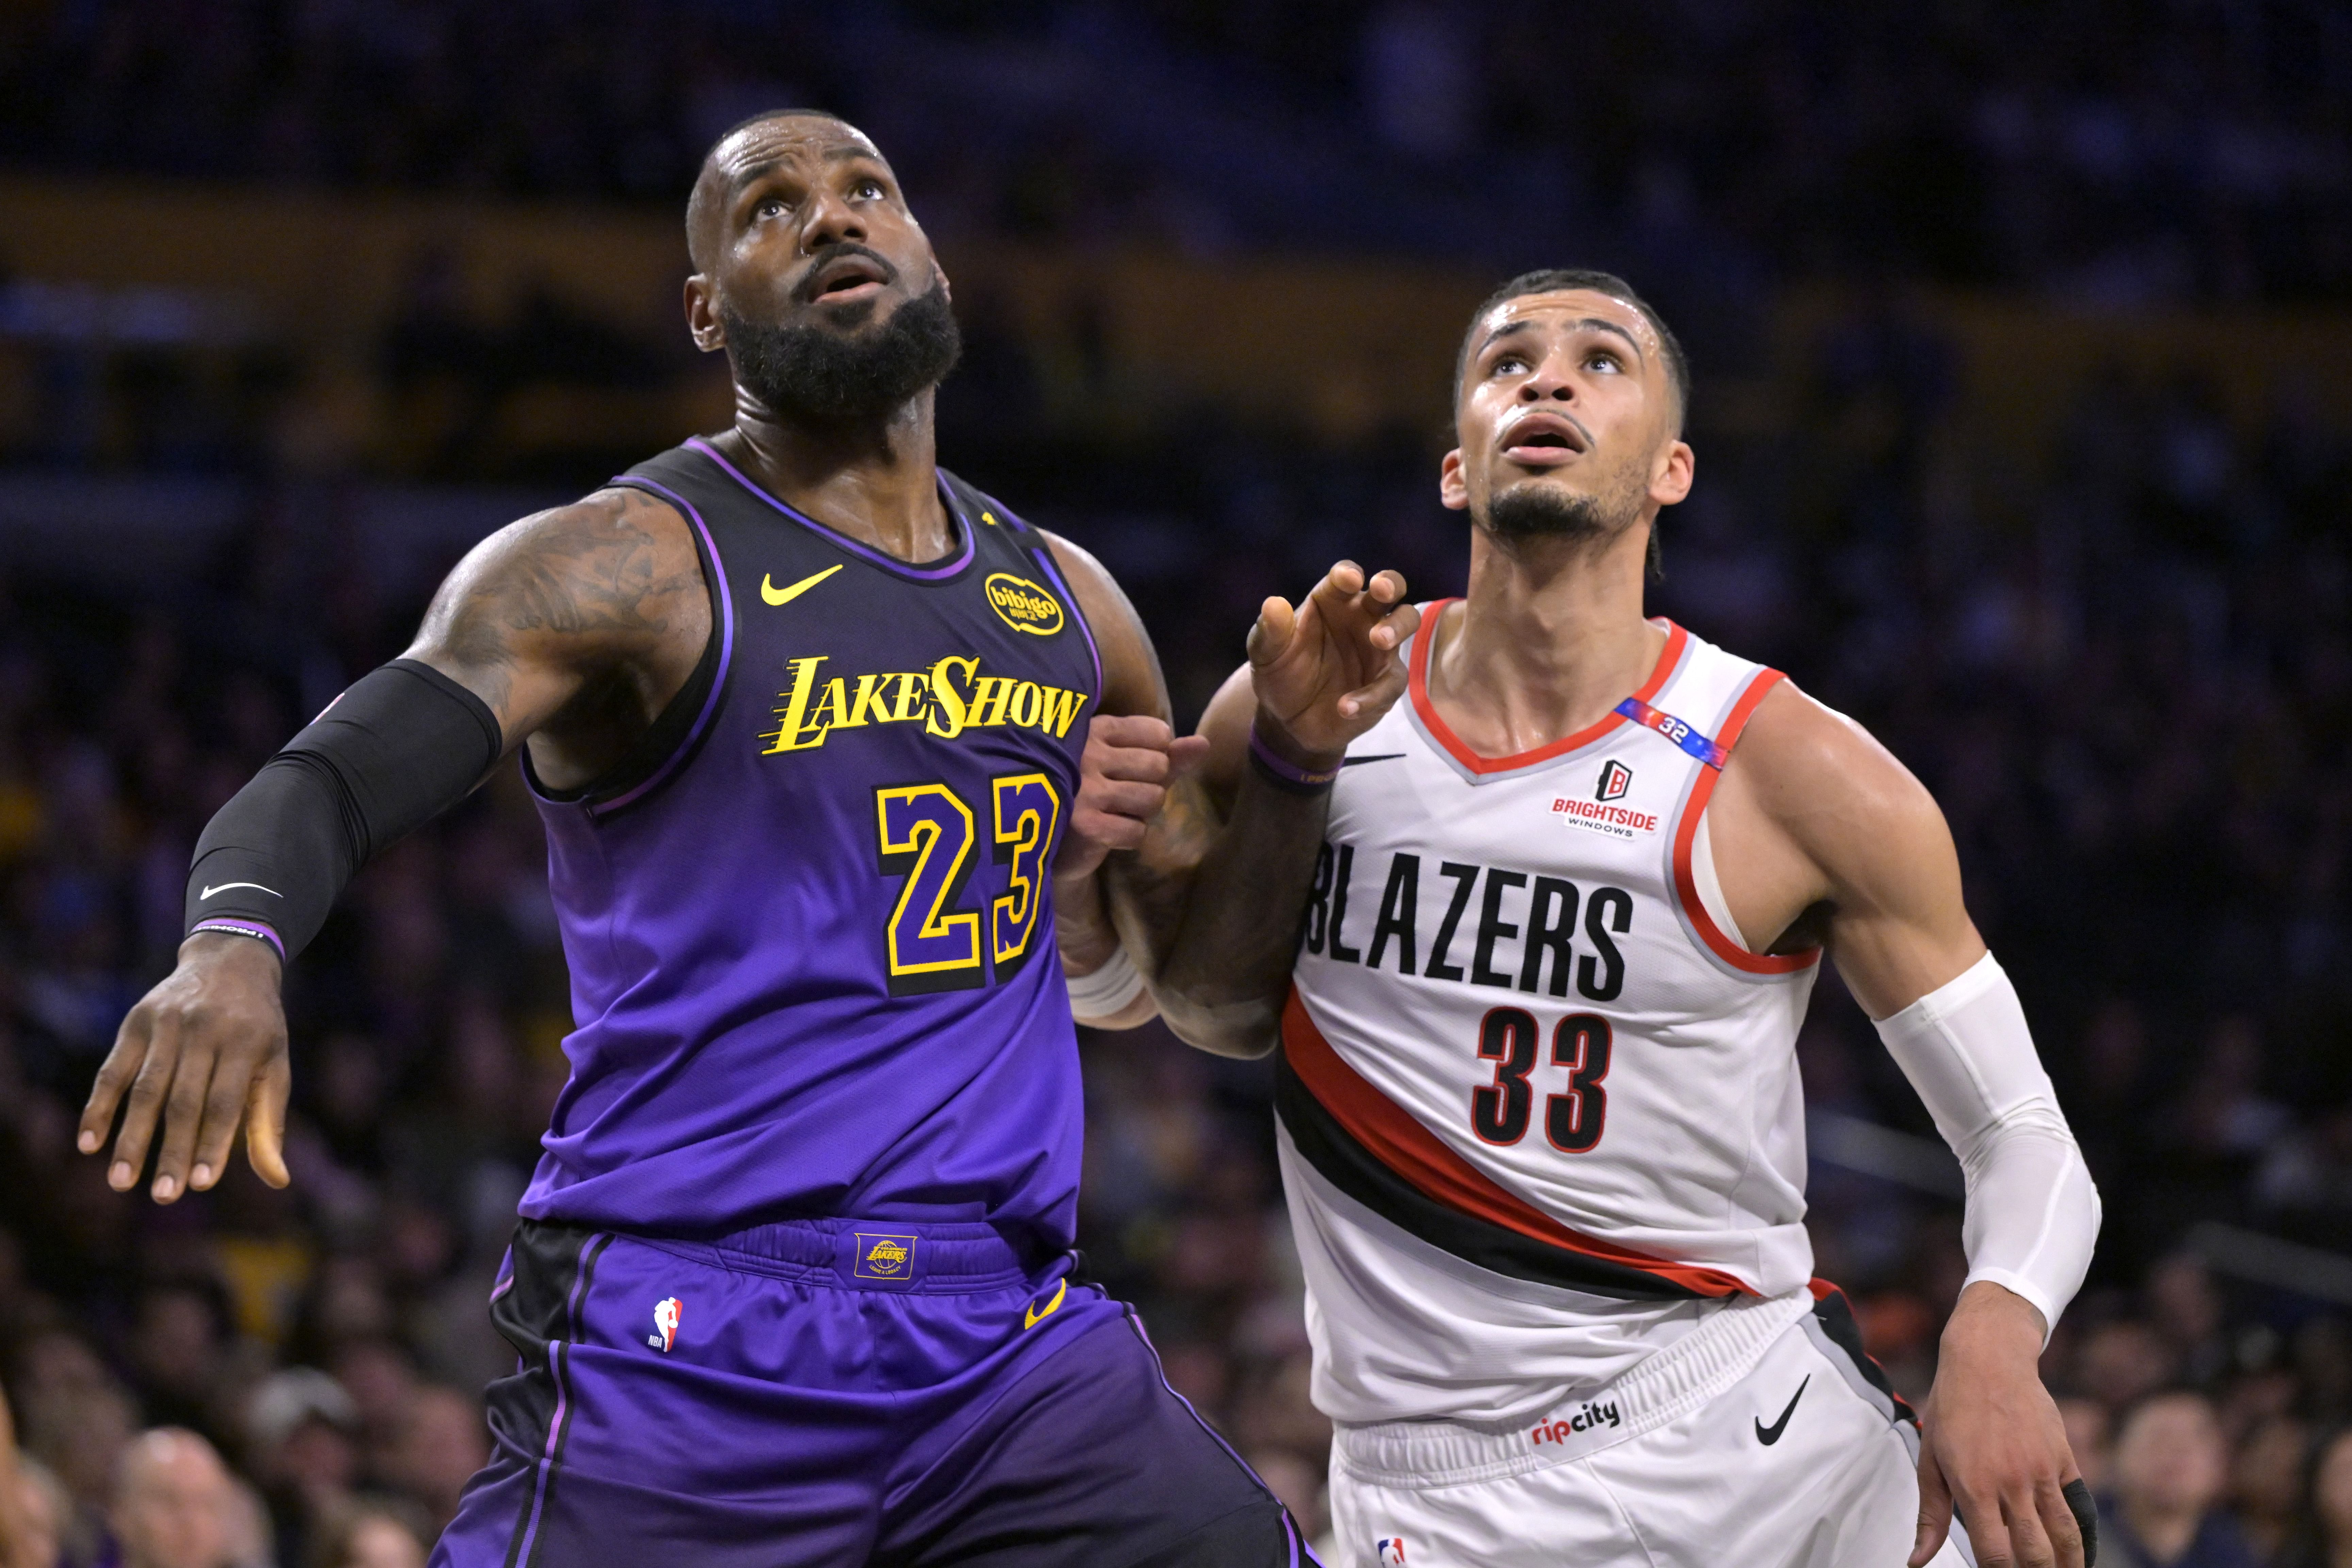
left=1871, top=953, right=2100, bottom=1339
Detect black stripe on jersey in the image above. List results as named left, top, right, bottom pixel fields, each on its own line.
left=1273, top=1053, right=1705, bottom=1302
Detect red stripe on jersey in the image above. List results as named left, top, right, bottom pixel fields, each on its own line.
left=1280, top=989, right=1754, bottom=1298
left=1668, top=668, right=1821, bottom=976
left=1409, top=604, right=1689, bottom=776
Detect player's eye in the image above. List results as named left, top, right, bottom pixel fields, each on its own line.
left=1587, top=352, right=1621, bottom=374
left=1491, top=354, right=1526, bottom=377
left=754, top=196, right=790, bottom=220
left=851, top=178, right=887, bottom=200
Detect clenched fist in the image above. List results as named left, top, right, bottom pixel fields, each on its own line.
left=1058, top=714, right=1210, bottom=885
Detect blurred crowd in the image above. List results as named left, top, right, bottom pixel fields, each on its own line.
left=0, top=1, right=2345, bottom=1565
left=1, top=0, right=2348, bottom=301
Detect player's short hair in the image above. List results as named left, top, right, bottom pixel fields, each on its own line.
left=1454, top=268, right=1689, bottom=431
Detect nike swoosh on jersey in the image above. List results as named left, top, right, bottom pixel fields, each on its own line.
left=1023, top=1276, right=1067, bottom=1330
left=760, top=564, right=844, bottom=606
left=200, top=882, right=282, bottom=900
left=1754, top=1375, right=1809, bottom=1445
left=1341, top=753, right=1408, bottom=766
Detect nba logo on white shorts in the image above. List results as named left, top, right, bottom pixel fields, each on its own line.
left=1377, top=1540, right=1407, bottom=1565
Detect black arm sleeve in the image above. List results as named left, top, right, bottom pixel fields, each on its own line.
left=184, top=659, right=503, bottom=962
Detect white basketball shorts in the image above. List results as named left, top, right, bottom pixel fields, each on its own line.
left=1327, top=1286, right=1975, bottom=1568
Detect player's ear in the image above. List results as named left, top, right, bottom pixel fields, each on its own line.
left=684, top=275, right=726, bottom=353
left=1649, top=439, right=1693, bottom=509
left=1439, top=448, right=1469, bottom=512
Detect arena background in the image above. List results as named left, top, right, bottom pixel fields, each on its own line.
left=0, top=3, right=2348, bottom=1564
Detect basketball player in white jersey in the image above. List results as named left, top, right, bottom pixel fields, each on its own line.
left=1055, top=270, right=2101, bottom=1568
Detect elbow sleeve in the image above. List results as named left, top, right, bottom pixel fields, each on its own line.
left=1872, top=953, right=2101, bottom=1338
left=186, top=660, right=503, bottom=962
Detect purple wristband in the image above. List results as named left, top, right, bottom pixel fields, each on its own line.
left=190, top=918, right=287, bottom=964
left=1248, top=723, right=1341, bottom=795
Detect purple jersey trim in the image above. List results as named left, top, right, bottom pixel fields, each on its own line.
left=189, top=918, right=285, bottom=963
left=1028, top=545, right=1103, bottom=702
left=685, top=436, right=976, bottom=581
left=585, top=476, right=739, bottom=816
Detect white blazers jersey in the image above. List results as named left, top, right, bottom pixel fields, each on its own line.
left=1279, top=608, right=1824, bottom=1425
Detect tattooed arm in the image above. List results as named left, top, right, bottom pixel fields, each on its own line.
left=77, top=488, right=709, bottom=1203
left=407, top=486, right=710, bottom=781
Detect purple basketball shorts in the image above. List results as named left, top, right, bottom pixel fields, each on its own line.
left=428, top=1217, right=1314, bottom=1567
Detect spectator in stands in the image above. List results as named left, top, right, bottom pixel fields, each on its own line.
left=2237, top=1416, right=2313, bottom=1564
left=307, top=1498, right=430, bottom=1568
left=2102, top=1391, right=2262, bottom=1568
left=244, top=1369, right=361, bottom=1568
left=127, top=1283, right=234, bottom=1444
left=109, top=1428, right=243, bottom=1568
left=2278, top=1427, right=2352, bottom=1568
left=13, top=1457, right=65, bottom=1568
left=374, top=1388, right=483, bottom=1538
left=2062, top=1396, right=2115, bottom=1492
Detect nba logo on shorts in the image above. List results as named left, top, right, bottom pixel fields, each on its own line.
left=647, top=1296, right=682, bottom=1352
left=1376, top=1539, right=1407, bottom=1565
left=1595, top=759, right=1633, bottom=802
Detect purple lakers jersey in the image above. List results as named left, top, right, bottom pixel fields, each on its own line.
left=516, top=438, right=1100, bottom=1249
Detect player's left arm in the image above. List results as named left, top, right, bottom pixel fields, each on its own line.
left=1731, top=682, right=2101, bottom=1568
left=1037, top=530, right=1205, bottom=1031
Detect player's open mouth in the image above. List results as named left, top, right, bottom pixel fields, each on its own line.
left=1498, top=412, right=1589, bottom=465
left=801, top=253, right=893, bottom=303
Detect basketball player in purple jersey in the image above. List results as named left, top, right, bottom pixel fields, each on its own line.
left=74, top=110, right=1419, bottom=1566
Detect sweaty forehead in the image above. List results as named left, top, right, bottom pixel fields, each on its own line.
left=1478, top=290, right=1657, bottom=355
left=712, top=115, right=884, bottom=182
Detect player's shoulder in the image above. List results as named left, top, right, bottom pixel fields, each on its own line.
left=1727, top=673, right=1948, bottom=862
left=459, top=483, right=697, bottom=584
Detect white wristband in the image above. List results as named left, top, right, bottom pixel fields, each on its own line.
left=1064, top=945, right=1147, bottom=1025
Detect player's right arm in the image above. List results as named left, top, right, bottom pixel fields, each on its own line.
left=1720, top=684, right=2099, bottom=1568
left=77, top=488, right=707, bottom=1205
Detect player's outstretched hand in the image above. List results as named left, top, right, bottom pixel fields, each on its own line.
left=1059, top=714, right=1211, bottom=884
left=77, top=932, right=292, bottom=1203
left=1248, top=561, right=1420, bottom=764
left=1912, top=1283, right=2087, bottom=1568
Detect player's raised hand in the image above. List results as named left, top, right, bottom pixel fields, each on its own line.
left=77, top=932, right=292, bottom=1203
left=1248, top=561, right=1420, bottom=761
left=1059, top=714, right=1211, bottom=884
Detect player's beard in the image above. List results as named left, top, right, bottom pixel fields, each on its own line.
left=721, top=279, right=962, bottom=424
left=1479, top=469, right=1646, bottom=550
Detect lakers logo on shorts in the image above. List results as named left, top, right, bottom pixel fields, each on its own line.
left=854, top=1233, right=918, bottom=1280
left=983, top=573, right=1064, bottom=636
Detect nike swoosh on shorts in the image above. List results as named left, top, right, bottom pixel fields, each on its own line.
left=1754, top=1375, right=1809, bottom=1445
